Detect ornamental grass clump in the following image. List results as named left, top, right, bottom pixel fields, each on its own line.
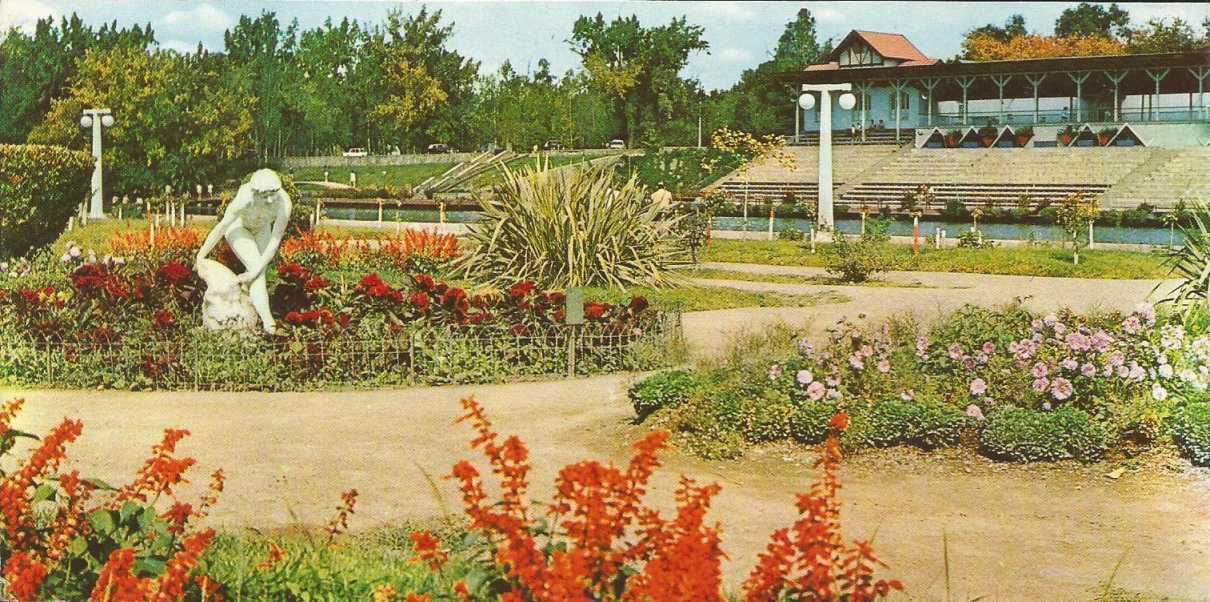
left=458, top=162, right=685, bottom=289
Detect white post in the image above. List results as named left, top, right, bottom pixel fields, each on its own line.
left=1088, top=221, right=1094, bottom=249
left=1146, top=69, right=1169, bottom=121
left=801, top=83, right=853, bottom=231
left=1189, top=67, right=1209, bottom=120
left=1106, top=71, right=1127, bottom=122
left=957, top=77, right=976, bottom=126
left=991, top=75, right=1011, bottom=124
left=921, top=79, right=939, bottom=127
left=81, top=108, right=112, bottom=219
left=1025, top=74, right=1046, bottom=124
left=1068, top=72, right=1090, bottom=123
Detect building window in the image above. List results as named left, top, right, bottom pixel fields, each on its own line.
left=887, top=89, right=911, bottom=113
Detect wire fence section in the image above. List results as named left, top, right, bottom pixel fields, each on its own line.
left=2, top=312, right=683, bottom=391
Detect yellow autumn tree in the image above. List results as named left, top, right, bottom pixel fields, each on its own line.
left=962, top=33, right=1125, bottom=61
left=369, top=48, right=449, bottom=147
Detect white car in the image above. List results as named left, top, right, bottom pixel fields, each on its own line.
left=343, top=147, right=368, bottom=157
left=606, top=139, right=626, bottom=149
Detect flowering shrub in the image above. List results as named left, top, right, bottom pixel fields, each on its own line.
left=0, top=398, right=222, bottom=600
left=639, top=301, right=1210, bottom=464
left=279, top=229, right=460, bottom=274
left=107, top=226, right=207, bottom=267
left=382, top=397, right=900, bottom=600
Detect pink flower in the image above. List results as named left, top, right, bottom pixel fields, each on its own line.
left=876, top=359, right=891, bottom=374
left=1134, top=302, right=1156, bottom=325
left=981, top=341, right=996, bottom=355
left=768, top=364, right=782, bottom=381
left=796, top=369, right=813, bottom=385
left=915, top=336, right=930, bottom=357
left=825, top=374, right=840, bottom=387
left=965, top=404, right=985, bottom=421
left=1080, top=363, right=1097, bottom=377
left=859, top=344, right=874, bottom=358
left=1031, top=362, right=1049, bottom=379
left=806, top=381, right=826, bottom=401
left=849, top=354, right=865, bottom=370
left=1061, top=357, right=1078, bottom=371
left=948, top=344, right=964, bottom=361
left=1051, top=377, right=1073, bottom=400
left=975, top=352, right=988, bottom=365
left=1122, top=316, right=1142, bottom=335
left=1065, top=332, right=1090, bottom=352
left=969, top=378, right=987, bottom=397
left=1107, top=351, right=1126, bottom=367
left=900, top=390, right=915, bottom=401
left=1032, top=377, right=1049, bottom=393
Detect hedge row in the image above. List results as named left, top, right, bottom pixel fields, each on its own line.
left=0, top=144, right=93, bottom=258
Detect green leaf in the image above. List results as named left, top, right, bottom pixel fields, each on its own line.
left=88, top=509, right=115, bottom=535
left=135, top=557, right=166, bottom=577
left=84, top=477, right=117, bottom=491
left=32, top=483, right=56, bottom=503
left=119, top=500, right=141, bottom=523
left=68, top=536, right=88, bottom=556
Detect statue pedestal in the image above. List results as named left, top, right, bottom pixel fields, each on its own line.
left=196, top=259, right=259, bottom=332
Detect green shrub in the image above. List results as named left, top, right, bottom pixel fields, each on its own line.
left=1173, top=402, right=1210, bottom=466
left=980, top=407, right=1109, bottom=462
left=459, top=162, right=685, bottom=288
left=739, top=390, right=796, bottom=443
left=0, top=144, right=93, bottom=258
left=824, top=233, right=894, bottom=283
left=629, top=370, right=700, bottom=420
left=789, top=402, right=839, bottom=444
left=778, top=225, right=804, bottom=241
left=674, top=394, right=746, bottom=460
left=844, top=401, right=968, bottom=451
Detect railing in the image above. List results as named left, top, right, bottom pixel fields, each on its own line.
left=0, top=314, right=683, bottom=391
left=931, top=106, right=1209, bottom=127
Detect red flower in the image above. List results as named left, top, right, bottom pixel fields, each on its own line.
left=157, top=261, right=192, bottom=285
left=285, top=311, right=304, bottom=325
left=278, top=262, right=310, bottom=281
left=584, top=302, right=609, bottom=321
left=154, top=310, right=175, bottom=328
left=304, top=276, right=330, bottom=292
left=509, top=281, right=536, bottom=299
left=413, top=274, right=436, bottom=291
left=828, top=411, right=850, bottom=433
left=410, top=292, right=430, bottom=312
left=546, top=291, right=566, bottom=305
left=360, top=273, right=386, bottom=290
left=629, top=296, right=649, bottom=313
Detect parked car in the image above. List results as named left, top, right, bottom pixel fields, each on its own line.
left=426, top=143, right=452, bottom=154
left=342, top=147, right=368, bottom=157
left=606, top=139, right=626, bottom=149
left=542, top=140, right=566, bottom=151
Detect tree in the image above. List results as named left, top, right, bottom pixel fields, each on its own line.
left=570, top=13, right=708, bottom=147
left=1055, top=2, right=1130, bottom=39
left=967, top=14, right=1028, bottom=44
left=28, top=45, right=253, bottom=195
left=963, top=33, right=1124, bottom=61
left=1126, top=18, right=1202, bottom=54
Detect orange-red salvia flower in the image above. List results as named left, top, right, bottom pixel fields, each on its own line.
left=3, top=552, right=49, bottom=602
left=409, top=531, right=448, bottom=570
left=255, top=543, right=288, bottom=571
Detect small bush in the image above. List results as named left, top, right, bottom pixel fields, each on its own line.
left=1173, top=402, right=1210, bottom=466
left=0, top=144, right=93, bottom=258
left=629, top=370, right=700, bottom=420
left=739, top=390, right=796, bottom=443
left=778, top=225, right=804, bottom=241
left=980, top=407, right=1109, bottom=462
left=789, top=402, right=839, bottom=444
left=824, top=233, right=894, bottom=283
left=844, top=401, right=968, bottom=451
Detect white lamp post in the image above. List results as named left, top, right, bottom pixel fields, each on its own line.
left=80, top=108, right=114, bottom=219
left=799, top=85, right=856, bottom=230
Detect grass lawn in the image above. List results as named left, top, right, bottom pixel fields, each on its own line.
left=460, top=153, right=598, bottom=190
left=293, top=163, right=456, bottom=188
left=584, top=283, right=847, bottom=312
left=701, top=239, right=1172, bottom=280
left=681, top=266, right=937, bottom=288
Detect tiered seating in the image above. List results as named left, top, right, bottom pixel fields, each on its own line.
left=1099, top=147, right=1210, bottom=209
left=713, top=145, right=899, bottom=200
left=793, top=129, right=913, bottom=146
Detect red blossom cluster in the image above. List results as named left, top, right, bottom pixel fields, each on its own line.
left=0, top=399, right=224, bottom=601
left=279, top=229, right=460, bottom=271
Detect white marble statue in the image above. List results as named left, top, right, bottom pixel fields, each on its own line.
left=195, top=168, right=292, bottom=334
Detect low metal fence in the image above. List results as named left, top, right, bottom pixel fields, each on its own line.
left=0, top=312, right=683, bottom=391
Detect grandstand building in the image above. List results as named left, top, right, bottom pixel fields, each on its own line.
left=709, top=30, right=1210, bottom=212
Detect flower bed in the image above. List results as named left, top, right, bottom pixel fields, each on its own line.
left=632, top=302, right=1210, bottom=464
left=0, top=240, right=679, bottom=390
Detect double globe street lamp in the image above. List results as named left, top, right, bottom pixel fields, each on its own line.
left=80, top=108, right=114, bottom=219
left=798, top=85, right=856, bottom=231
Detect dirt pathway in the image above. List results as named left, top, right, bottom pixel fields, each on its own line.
left=683, top=264, right=1177, bottom=359
left=7, top=377, right=1209, bottom=601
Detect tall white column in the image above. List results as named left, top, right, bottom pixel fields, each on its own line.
left=818, top=90, right=834, bottom=230
left=89, top=119, right=103, bottom=218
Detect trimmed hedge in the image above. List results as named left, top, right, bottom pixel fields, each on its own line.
left=980, top=407, right=1109, bottom=463
left=0, top=144, right=93, bottom=258
left=629, top=370, right=700, bottom=420
left=1173, top=402, right=1210, bottom=467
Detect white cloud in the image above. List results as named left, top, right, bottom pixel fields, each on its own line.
left=161, top=3, right=234, bottom=32
left=159, top=39, right=200, bottom=53
left=814, top=7, right=846, bottom=23
left=718, top=47, right=755, bottom=63
left=0, top=0, right=57, bottom=33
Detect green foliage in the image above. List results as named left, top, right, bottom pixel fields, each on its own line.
left=1159, top=200, right=1210, bottom=318
left=0, top=144, right=93, bottom=258
left=459, top=162, right=685, bottom=288
left=957, top=230, right=992, bottom=249
left=980, top=407, right=1109, bottom=462
left=1173, top=402, right=1210, bottom=466
left=789, top=402, right=839, bottom=444
left=619, top=147, right=746, bottom=197
left=845, top=401, right=969, bottom=451
left=1054, top=2, right=1130, bottom=38
left=824, top=233, right=894, bottom=283
left=628, top=369, right=700, bottom=419
left=778, top=226, right=805, bottom=241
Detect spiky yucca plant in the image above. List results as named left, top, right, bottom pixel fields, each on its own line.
left=1161, top=200, right=1210, bottom=317
left=457, top=162, right=685, bottom=289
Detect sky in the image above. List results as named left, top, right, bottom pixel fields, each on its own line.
left=1, top=1, right=1207, bottom=91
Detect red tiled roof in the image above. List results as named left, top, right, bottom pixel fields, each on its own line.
left=848, top=30, right=932, bottom=62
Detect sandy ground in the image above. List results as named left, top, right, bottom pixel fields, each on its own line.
left=4, top=268, right=1207, bottom=600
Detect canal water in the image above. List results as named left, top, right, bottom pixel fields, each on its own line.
left=322, top=207, right=1184, bottom=246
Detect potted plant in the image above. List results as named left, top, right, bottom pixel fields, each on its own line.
left=1015, top=126, right=1034, bottom=147
left=944, top=129, right=962, bottom=148
left=1058, top=124, right=1077, bottom=146
left=978, top=125, right=998, bottom=147
left=1097, top=127, right=1117, bottom=146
